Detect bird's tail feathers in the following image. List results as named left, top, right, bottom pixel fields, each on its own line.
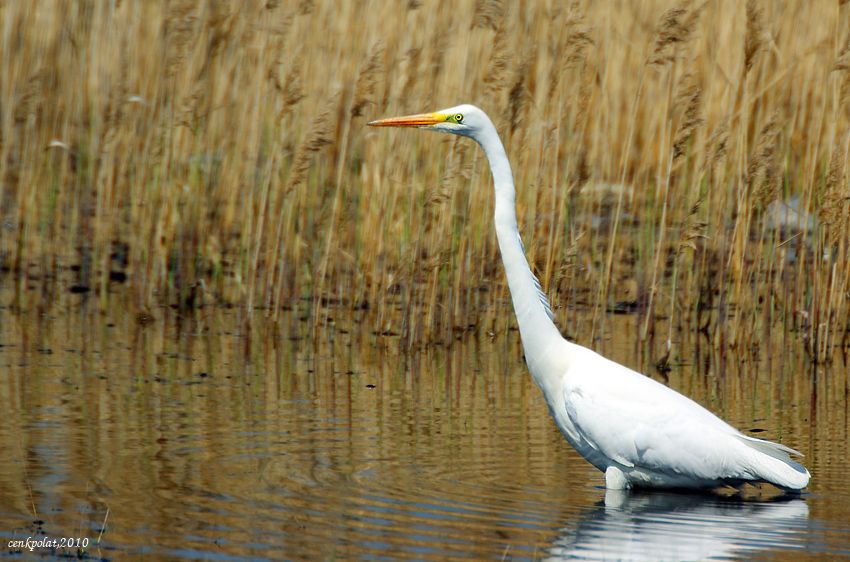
left=736, top=434, right=803, bottom=461
left=736, top=434, right=810, bottom=490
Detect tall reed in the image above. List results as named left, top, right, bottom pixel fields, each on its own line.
left=1, top=0, right=848, bottom=362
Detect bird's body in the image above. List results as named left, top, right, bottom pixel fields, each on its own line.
left=369, top=104, right=809, bottom=491
left=534, top=339, right=808, bottom=489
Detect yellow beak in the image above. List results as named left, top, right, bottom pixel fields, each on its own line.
left=367, top=113, right=443, bottom=128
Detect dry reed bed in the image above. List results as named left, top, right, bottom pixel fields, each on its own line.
left=0, top=0, right=848, bottom=362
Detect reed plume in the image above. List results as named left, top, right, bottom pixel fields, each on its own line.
left=648, top=1, right=701, bottom=66
left=471, top=0, right=504, bottom=31
left=820, top=135, right=850, bottom=246
left=836, top=32, right=850, bottom=115
left=482, top=21, right=510, bottom=110
left=284, top=106, right=334, bottom=195
left=508, top=50, right=533, bottom=132
left=563, top=1, right=593, bottom=70
left=746, top=114, right=781, bottom=207
left=744, top=0, right=764, bottom=75
left=351, top=41, right=384, bottom=118
left=672, top=74, right=703, bottom=163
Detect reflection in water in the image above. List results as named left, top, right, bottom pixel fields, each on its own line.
left=549, top=490, right=809, bottom=561
left=0, top=304, right=848, bottom=559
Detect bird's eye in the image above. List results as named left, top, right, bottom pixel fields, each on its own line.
left=454, top=113, right=464, bottom=123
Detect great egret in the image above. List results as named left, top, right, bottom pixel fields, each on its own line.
left=368, top=105, right=810, bottom=491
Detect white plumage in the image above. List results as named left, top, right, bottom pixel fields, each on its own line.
left=369, top=104, right=809, bottom=491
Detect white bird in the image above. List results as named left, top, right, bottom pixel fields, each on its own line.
left=368, top=104, right=810, bottom=491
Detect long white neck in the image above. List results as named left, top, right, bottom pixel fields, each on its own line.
left=472, top=120, right=563, bottom=370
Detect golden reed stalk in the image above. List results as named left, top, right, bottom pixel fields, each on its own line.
left=1, top=0, right=848, bottom=361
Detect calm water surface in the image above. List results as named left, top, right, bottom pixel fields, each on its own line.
left=0, top=302, right=848, bottom=560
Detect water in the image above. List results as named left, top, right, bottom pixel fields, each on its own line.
left=1, top=303, right=848, bottom=560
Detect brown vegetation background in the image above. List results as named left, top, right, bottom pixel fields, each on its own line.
left=1, top=0, right=849, bottom=361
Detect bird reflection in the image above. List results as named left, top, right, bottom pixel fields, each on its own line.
left=547, top=490, right=809, bottom=561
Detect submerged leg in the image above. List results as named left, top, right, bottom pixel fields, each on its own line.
left=605, top=466, right=630, bottom=490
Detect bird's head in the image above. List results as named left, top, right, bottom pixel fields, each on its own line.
left=368, top=104, right=488, bottom=140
